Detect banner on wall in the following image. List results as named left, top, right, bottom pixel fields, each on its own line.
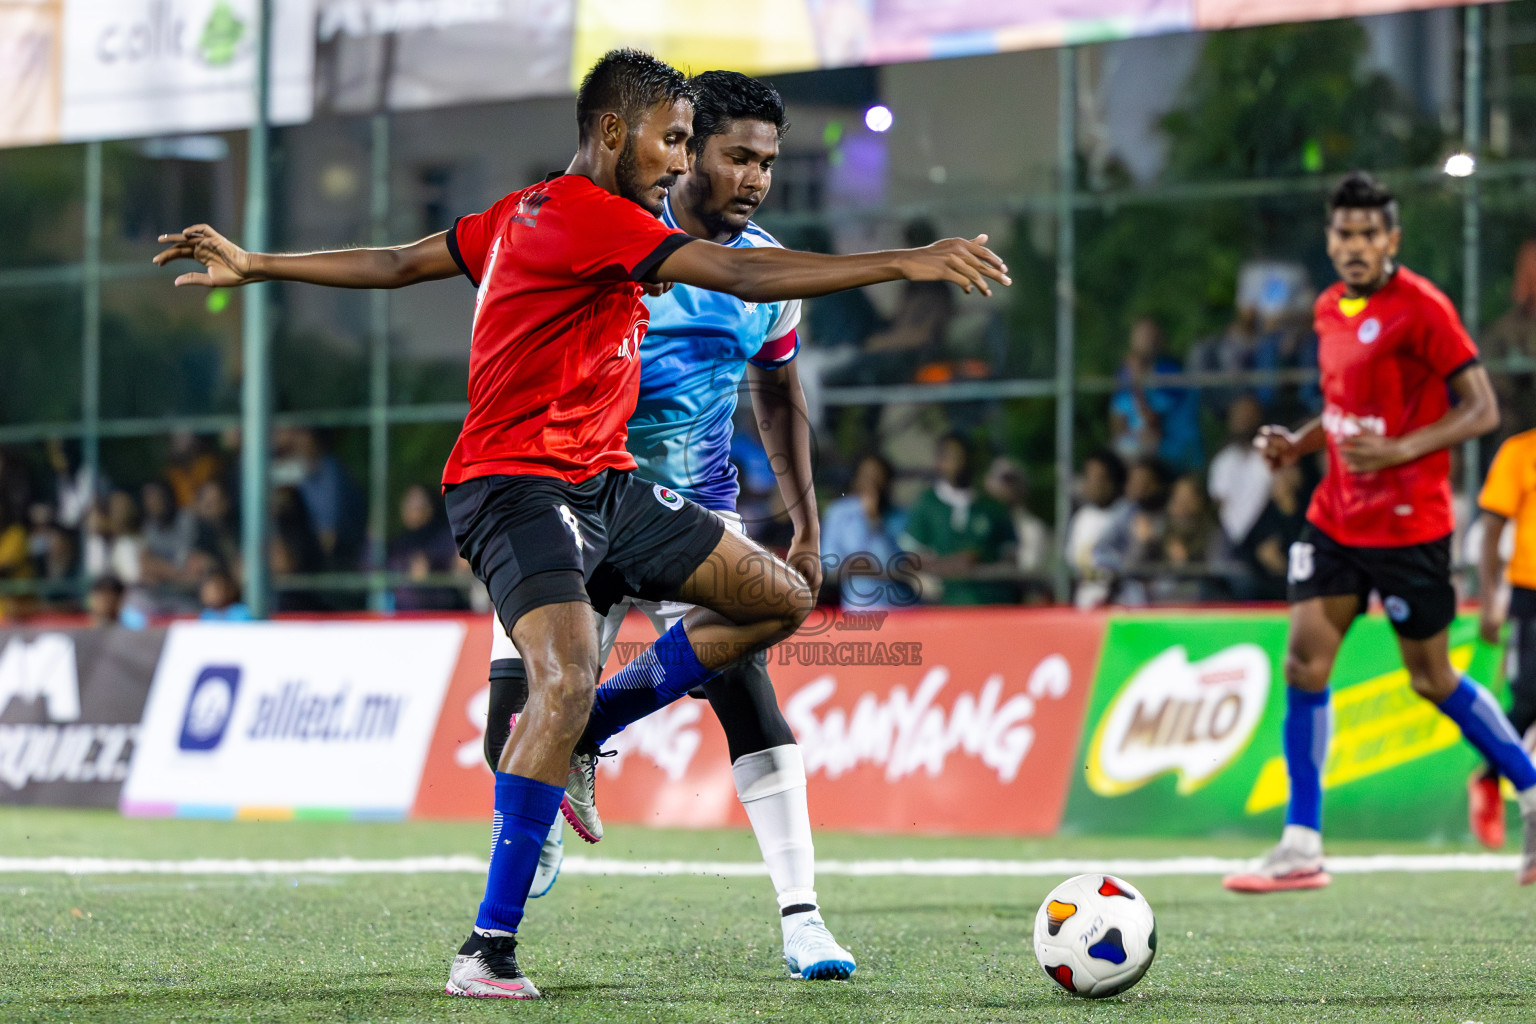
left=122, top=620, right=462, bottom=819
left=0, top=0, right=62, bottom=147
left=414, top=608, right=1106, bottom=835
left=1062, top=612, right=1503, bottom=840
left=58, top=0, right=316, bottom=142
left=0, top=628, right=164, bottom=807
left=313, top=0, right=572, bottom=114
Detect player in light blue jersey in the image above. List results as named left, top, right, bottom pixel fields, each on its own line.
left=483, top=71, right=854, bottom=981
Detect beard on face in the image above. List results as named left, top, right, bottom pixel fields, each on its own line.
left=616, top=134, right=674, bottom=215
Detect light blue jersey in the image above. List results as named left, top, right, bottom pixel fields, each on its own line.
left=626, top=197, right=801, bottom=512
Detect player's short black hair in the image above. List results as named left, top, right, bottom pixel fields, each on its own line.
left=1327, top=171, right=1399, bottom=231
left=576, top=49, right=692, bottom=140
left=688, top=70, right=787, bottom=152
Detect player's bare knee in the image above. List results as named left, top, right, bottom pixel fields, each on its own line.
left=1283, top=651, right=1329, bottom=692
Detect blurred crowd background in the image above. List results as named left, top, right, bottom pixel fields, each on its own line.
left=4, top=8, right=1536, bottom=622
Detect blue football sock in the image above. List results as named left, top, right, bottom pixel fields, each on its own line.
left=475, top=772, right=565, bottom=934
left=582, top=622, right=717, bottom=749
left=1283, top=686, right=1330, bottom=831
left=1439, top=676, right=1536, bottom=792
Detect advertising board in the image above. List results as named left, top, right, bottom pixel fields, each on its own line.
left=1063, top=612, right=1505, bottom=839
left=122, top=620, right=463, bottom=819
left=0, top=627, right=163, bottom=807
left=414, top=608, right=1105, bottom=835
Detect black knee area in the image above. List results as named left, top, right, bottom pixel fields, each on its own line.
left=484, top=659, right=529, bottom=772
left=703, top=655, right=796, bottom=763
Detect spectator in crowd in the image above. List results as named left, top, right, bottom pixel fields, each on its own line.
left=0, top=446, right=32, bottom=530
left=86, top=574, right=147, bottom=629
left=40, top=523, right=76, bottom=583
left=857, top=220, right=960, bottom=385
left=27, top=502, right=55, bottom=577
left=0, top=500, right=32, bottom=618
left=821, top=453, right=912, bottom=609
left=1109, top=317, right=1203, bottom=471
left=139, top=480, right=194, bottom=585
left=1066, top=450, right=1129, bottom=606
left=1148, top=475, right=1228, bottom=603
left=1187, top=261, right=1316, bottom=412
left=84, top=491, right=144, bottom=586
left=1092, top=456, right=1174, bottom=604
left=1207, top=393, right=1273, bottom=547
left=198, top=567, right=252, bottom=622
left=270, top=485, right=328, bottom=612
left=984, top=455, right=1051, bottom=575
left=45, top=438, right=105, bottom=532
left=275, top=428, right=366, bottom=571
left=900, top=433, right=1017, bottom=605
left=187, top=479, right=241, bottom=581
left=1235, top=462, right=1309, bottom=601
left=86, top=575, right=126, bottom=628
left=163, top=433, right=225, bottom=509
left=796, top=224, right=886, bottom=422
left=1481, top=239, right=1536, bottom=439
left=387, top=484, right=466, bottom=611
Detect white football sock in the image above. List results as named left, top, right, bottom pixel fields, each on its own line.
left=732, top=744, right=817, bottom=914
left=1281, top=823, right=1323, bottom=857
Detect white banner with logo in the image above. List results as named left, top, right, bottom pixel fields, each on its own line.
left=122, top=620, right=463, bottom=818
left=59, top=0, right=316, bottom=142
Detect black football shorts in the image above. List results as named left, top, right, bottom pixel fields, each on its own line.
left=1285, top=524, right=1455, bottom=640
left=445, top=469, right=725, bottom=634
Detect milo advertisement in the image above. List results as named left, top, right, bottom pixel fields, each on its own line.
left=1063, top=612, right=1506, bottom=839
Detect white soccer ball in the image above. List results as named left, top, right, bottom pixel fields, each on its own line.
left=1033, top=873, right=1157, bottom=998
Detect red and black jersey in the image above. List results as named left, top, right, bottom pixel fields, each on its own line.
left=441, top=174, right=694, bottom=487
left=1307, top=265, right=1479, bottom=547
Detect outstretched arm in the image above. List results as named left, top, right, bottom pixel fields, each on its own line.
left=748, top=359, right=820, bottom=595
left=653, top=234, right=1010, bottom=301
left=152, top=223, right=461, bottom=289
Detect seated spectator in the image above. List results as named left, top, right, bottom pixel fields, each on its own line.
left=983, top=456, right=1051, bottom=575
left=27, top=503, right=55, bottom=577
left=387, top=484, right=467, bottom=611
left=0, top=501, right=32, bottom=619
left=1147, top=475, right=1228, bottom=603
left=84, top=491, right=144, bottom=586
left=139, top=480, right=195, bottom=585
left=853, top=220, right=958, bottom=386
left=1207, top=394, right=1273, bottom=547
left=821, top=454, right=912, bottom=609
left=270, top=485, right=328, bottom=612
left=198, top=568, right=252, bottom=622
left=1109, top=317, right=1203, bottom=472
left=164, top=433, right=224, bottom=510
left=1236, top=463, right=1309, bottom=601
left=275, top=428, right=366, bottom=571
left=1092, top=456, right=1174, bottom=605
left=1066, top=450, right=1128, bottom=587
left=899, top=433, right=1017, bottom=605
left=86, top=575, right=147, bottom=629
left=188, top=479, right=242, bottom=581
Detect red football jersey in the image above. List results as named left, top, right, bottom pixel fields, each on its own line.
left=441, top=174, right=694, bottom=486
left=1307, top=266, right=1479, bottom=547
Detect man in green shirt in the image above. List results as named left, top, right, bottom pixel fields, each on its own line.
left=900, top=433, right=1018, bottom=604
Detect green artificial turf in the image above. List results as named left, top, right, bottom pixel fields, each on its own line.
left=1, top=809, right=1532, bottom=1023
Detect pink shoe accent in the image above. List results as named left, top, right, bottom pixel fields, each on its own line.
left=1222, top=870, right=1331, bottom=893
left=446, top=981, right=536, bottom=1000
left=561, top=796, right=601, bottom=844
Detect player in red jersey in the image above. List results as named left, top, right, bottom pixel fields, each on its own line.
left=1222, top=172, right=1536, bottom=894
left=155, top=49, right=1009, bottom=998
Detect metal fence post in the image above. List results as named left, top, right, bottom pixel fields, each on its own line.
left=1053, top=46, right=1078, bottom=605
left=80, top=140, right=102, bottom=593
left=241, top=0, right=274, bottom=618
left=367, top=112, right=391, bottom=611
left=1462, top=4, right=1484, bottom=557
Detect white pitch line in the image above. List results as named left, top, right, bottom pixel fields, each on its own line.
left=0, top=853, right=1520, bottom=877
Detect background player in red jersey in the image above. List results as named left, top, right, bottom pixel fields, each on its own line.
left=155, top=49, right=1009, bottom=999
left=1222, top=172, right=1536, bottom=894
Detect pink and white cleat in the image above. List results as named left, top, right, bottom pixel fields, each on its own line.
left=446, top=931, right=540, bottom=999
